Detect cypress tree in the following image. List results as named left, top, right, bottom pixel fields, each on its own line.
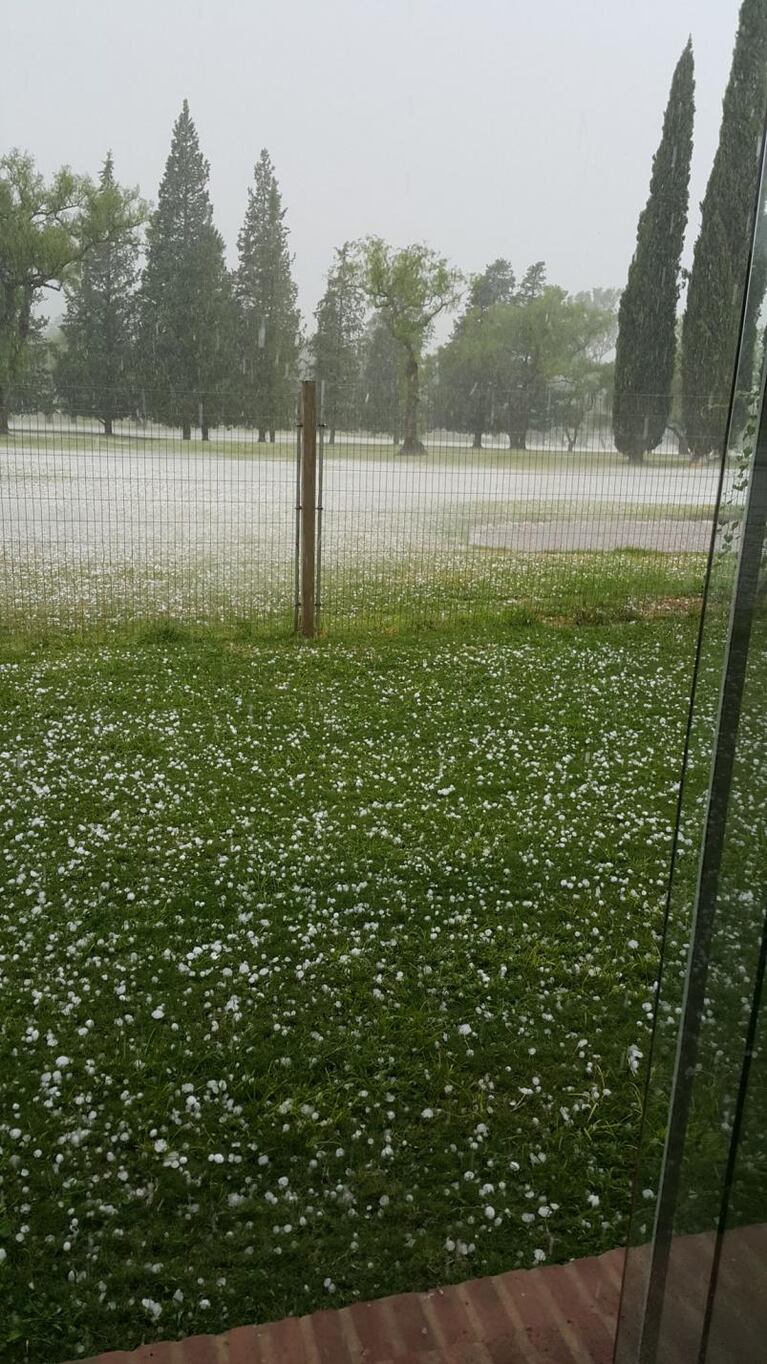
left=739, top=191, right=767, bottom=398
left=682, top=0, right=767, bottom=458
left=56, top=153, right=142, bottom=435
left=141, top=100, right=233, bottom=439
left=613, top=41, right=694, bottom=464
left=235, top=150, right=300, bottom=442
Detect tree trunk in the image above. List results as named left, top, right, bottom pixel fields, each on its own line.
left=182, top=419, right=192, bottom=441
left=201, top=422, right=210, bottom=442
left=627, top=451, right=645, bottom=466
left=400, top=352, right=426, bottom=455
left=329, top=427, right=337, bottom=446
left=103, top=416, right=114, bottom=438
left=507, top=401, right=529, bottom=451
left=670, top=423, right=690, bottom=458
left=472, top=429, right=483, bottom=450
left=258, top=427, right=267, bottom=443
left=567, top=435, right=577, bottom=453
left=269, top=429, right=276, bottom=444
left=0, top=392, right=10, bottom=436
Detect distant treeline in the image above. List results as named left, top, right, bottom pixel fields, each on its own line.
left=1, top=0, right=765, bottom=461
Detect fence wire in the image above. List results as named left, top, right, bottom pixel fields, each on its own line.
left=0, top=388, right=742, bottom=639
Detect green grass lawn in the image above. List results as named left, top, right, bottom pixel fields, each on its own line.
left=0, top=547, right=716, bottom=642
left=0, top=617, right=709, bottom=1361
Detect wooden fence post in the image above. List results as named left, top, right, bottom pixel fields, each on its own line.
left=300, top=380, right=317, bottom=638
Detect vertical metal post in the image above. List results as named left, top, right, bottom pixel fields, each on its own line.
left=300, top=381, right=317, bottom=639
left=293, top=397, right=302, bottom=635
left=316, top=413, right=325, bottom=631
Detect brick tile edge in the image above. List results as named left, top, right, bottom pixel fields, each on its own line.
left=69, top=1246, right=625, bottom=1364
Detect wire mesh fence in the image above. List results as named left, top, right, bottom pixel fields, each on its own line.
left=0, top=406, right=299, bottom=635
left=0, top=386, right=742, bottom=639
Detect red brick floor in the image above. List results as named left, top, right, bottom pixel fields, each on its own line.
left=71, top=1223, right=767, bottom=1364
left=73, top=1246, right=624, bottom=1364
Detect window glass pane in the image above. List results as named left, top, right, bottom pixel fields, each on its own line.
left=615, top=140, right=767, bottom=1363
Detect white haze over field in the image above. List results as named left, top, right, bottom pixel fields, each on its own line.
left=0, top=430, right=730, bottom=630
left=2, top=0, right=743, bottom=334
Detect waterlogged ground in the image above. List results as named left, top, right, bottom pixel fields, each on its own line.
left=0, top=620, right=703, bottom=1361
left=0, top=432, right=725, bottom=632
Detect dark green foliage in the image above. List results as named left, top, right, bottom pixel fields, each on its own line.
left=360, top=313, right=404, bottom=441
left=352, top=238, right=463, bottom=454
left=235, top=150, right=300, bottom=441
left=682, top=0, right=767, bottom=457
left=437, top=260, right=516, bottom=447
left=436, top=330, right=491, bottom=447
left=613, top=41, right=695, bottom=463
left=550, top=358, right=615, bottom=454
left=0, top=152, right=135, bottom=434
left=7, top=324, right=58, bottom=416
left=56, top=154, right=142, bottom=434
left=313, top=243, right=365, bottom=441
left=469, top=258, right=516, bottom=311
left=488, top=282, right=589, bottom=449
left=736, top=187, right=767, bottom=407
left=140, top=101, right=234, bottom=438
left=516, top=261, right=547, bottom=303
left=437, top=265, right=616, bottom=450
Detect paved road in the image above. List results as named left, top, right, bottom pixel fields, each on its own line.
left=470, top=516, right=718, bottom=553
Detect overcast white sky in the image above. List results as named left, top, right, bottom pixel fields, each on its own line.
left=2, top=0, right=743, bottom=330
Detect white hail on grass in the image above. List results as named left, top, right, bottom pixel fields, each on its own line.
left=0, top=628, right=714, bottom=1359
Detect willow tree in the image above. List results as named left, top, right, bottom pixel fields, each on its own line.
left=0, top=152, right=136, bottom=433
left=353, top=238, right=462, bottom=454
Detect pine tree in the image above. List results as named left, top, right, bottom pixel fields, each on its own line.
left=140, top=100, right=233, bottom=439
left=612, top=41, right=695, bottom=464
left=313, top=244, right=365, bottom=443
left=516, top=262, right=547, bottom=303
left=56, top=153, right=142, bottom=435
left=235, top=150, right=300, bottom=442
left=682, top=0, right=767, bottom=458
left=468, top=259, right=516, bottom=313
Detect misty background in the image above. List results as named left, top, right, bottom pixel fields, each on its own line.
left=1, top=0, right=744, bottom=329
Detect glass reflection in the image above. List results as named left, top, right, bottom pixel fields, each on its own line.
left=615, top=134, right=767, bottom=1364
